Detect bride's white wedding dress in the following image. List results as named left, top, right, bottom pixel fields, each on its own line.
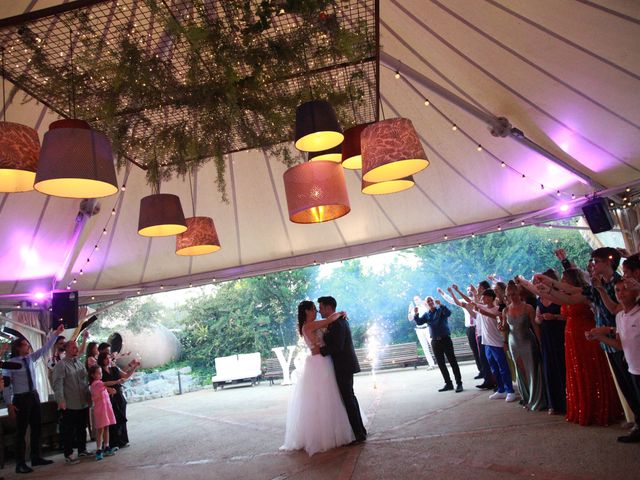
left=280, top=327, right=358, bottom=456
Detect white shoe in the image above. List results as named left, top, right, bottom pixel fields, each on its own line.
left=505, top=393, right=518, bottom=403
left=489, top=391, right=507, bottom=400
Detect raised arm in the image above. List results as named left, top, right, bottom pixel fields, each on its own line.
left=437, top=288, right=456, bottom=306
left=303, top=311, right=346, bottom=334
left=586, top=326, right=622, bottom=350
left=471, top=303, right=500, bottom=320
left=516, top=276, right=541, bottom=296
left=453, top=284, right=473, bottom=304
left=31, top=324, right=65, bottom=362
left=592, top=276, right=622, bottom=315
left=102, top=378, right=123, bottom=387
left=319, top=320, right=347, bottom=357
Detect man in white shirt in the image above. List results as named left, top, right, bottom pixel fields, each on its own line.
left=588, top=277, right=640, bottom=443
left=471, top=289, right=517, bottom=403
left=408, top=295, right=436, bottom=367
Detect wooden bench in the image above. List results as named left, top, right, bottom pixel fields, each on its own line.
left=355, top=342, right=419, bottom=371
left=263, top=358, right=284, bottom=385
left=452, top=336, right=474, bottom=361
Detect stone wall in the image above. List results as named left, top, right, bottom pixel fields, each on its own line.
left=124, top=366, right=204, bottom=403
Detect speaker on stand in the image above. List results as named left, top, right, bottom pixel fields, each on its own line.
left=582, top=197, right=615, bottom=234
left=51, top=290, right=79, bottom=330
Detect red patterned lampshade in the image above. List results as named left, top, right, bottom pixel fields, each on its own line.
left=138, top=193, right=187, bottom=237
left=308, top=142, right=342, bottom=162
left=361, top=175, right=415, bottom=195
left=0, top=121, right=40, bottom=192
left=341, top=123, right=371, bottom=170
left=361, top=118, right=429, bottom=182
left=34, top=119, right=118, bottom=198
left=294, top=100, right=343, bottom=152
left=176, top=216, right=221, bottom=256
left=283, top=160, right=350, bottom=224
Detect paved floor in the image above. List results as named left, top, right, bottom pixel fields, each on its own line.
left=2, top=362, right=639, bottom=479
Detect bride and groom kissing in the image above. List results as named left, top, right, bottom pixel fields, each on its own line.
left=281, top=296, right=368, bottom=456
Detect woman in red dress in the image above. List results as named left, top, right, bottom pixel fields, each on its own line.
left=538, top=268, right=622, bottom=425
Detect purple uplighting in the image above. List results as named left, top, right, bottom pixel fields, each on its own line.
left=559, top=203, right=570, bottom=212
left=33, top=291, right=45, bottom=300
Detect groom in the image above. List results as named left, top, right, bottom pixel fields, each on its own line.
left=318, top=296, right=367, bottom=443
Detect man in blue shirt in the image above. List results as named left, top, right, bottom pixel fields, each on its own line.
left=414, top=297, right=463, bottom=392
left=3, top=323, right=64, bottom=473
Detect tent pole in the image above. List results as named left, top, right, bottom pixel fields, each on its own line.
left=379, top=51, right=603, bottom=190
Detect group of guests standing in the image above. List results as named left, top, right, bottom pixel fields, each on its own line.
left=410, top=246, right=640, bottom=444
left=2, top=328, right=139, bottom=473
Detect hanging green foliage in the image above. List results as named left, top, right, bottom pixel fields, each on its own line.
left=16, top=0, right=375, bottom=197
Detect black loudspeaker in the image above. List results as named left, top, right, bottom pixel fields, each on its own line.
left=51, top=291, right=79, bottom=329
left=582, top=197, right=615, bottom=234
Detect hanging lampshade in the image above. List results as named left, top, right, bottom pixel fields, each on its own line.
left=138, top=193, right=187, bottom=237
left=361, top=118, right=429, bottom=183
left=341, top=123, right=371, bottom=170
left=294, top=100, right=343, bottom=152
left=308, top=142, right=342, bottom=162
left=176, top=216, right=221, bottom=256
left=283, top=160, right=350, bottom=224
left=361, top=175, right=415, bottom=195
left=0, top=121, right=40, bottom=192
left=34, top=119, right=118, bottom=198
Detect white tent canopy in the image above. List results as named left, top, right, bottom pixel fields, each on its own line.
left=0, top=0, right=639, bottom=307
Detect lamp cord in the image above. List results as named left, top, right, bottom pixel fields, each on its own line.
left=69, top=27, right=76, bottom=118
left=1, top=47, right=6, bottom=122
left=188, top=169, right=196, bottom=217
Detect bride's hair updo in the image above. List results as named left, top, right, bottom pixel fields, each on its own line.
left=297, top=300, right=315, bottom=335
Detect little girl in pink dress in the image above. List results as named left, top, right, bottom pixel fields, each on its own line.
left=89, top=365, right=122, bottom=460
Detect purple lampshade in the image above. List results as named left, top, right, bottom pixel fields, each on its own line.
left=34, top=119, right=118, bottom=198
left=138, top=193, right=187, bottom=237
left=294, top=100, right=343, bottom=152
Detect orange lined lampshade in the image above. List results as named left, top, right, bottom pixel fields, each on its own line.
left=308, top=143, right=342, bottom=162
left=361, top=175, right=415, bottom=195
left=176, top=216, right=221, bottom=256
left=0, top=121, right=40, bottom=192
left=361, top=118, right=429, bottom=182
left=341, top=123, right=371, bottom=170
left=138, top=193, right=187, bottom=237
left=34, top=119, right=118, bottom=198
left=283, top=160, right=350, bottom=224
left=294, top=100, right=343, bottom=152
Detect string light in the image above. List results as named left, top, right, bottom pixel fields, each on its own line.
left=424, top=99, right=430, bottom=106
left=64, top=181, right=126, bottom=290
left=394, top=70, right=400, bottom=79
left=391, top=66, right=580, bottom=200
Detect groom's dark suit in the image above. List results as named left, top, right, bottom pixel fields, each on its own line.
left=320, top=317, right=367, bottom=442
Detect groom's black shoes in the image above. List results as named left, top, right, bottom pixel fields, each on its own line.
left=350, top=437, right=366, bottom=445
left=455, top=383, right=463, bottom=393
left=438, top=383, right=454, bottom=392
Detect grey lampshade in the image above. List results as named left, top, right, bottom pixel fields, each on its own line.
left=34, top=119, right=118, bottom=198
left=138, top=193, right=187, bottom=237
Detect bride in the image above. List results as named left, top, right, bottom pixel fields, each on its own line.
left=280, top=300, right=358, bottom=456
